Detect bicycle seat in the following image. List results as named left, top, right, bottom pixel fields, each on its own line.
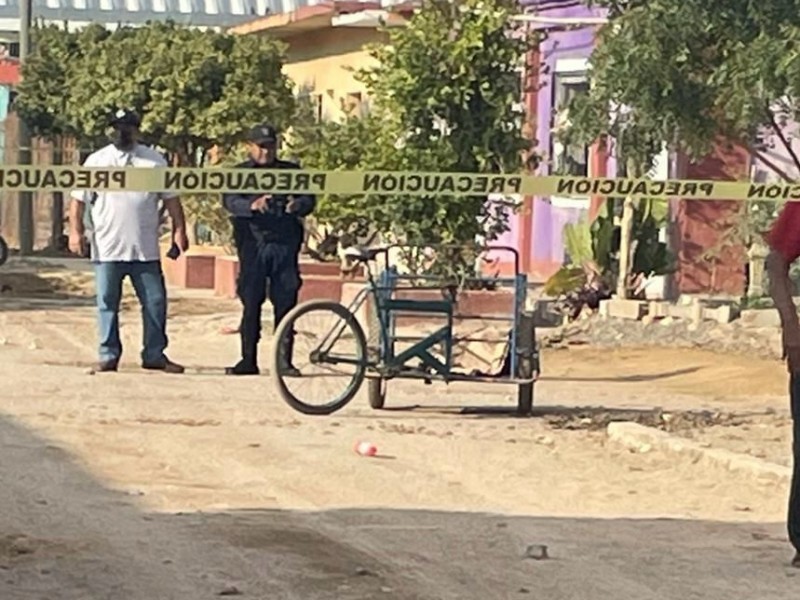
left=341, top=246, right=385, bottom=262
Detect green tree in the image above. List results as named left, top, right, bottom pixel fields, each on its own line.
left=353, top=0, right=535, bottom=277
left=16, top=21, right=296, bottom=242
left=578, top=0, right=800, bottom=167
left=14, top=22, right=113, bottom=247
left=15, top=23, right=106, bottom=145
left=285, top=93, right=384, bottom=258
left=65, top=21, right=295, bottom=165
left=556, top=94, right=671, bottom=297
left=189, top=146, right=249, bottom=251
left=559, top=0, right=800, bottom=297
left=284, top=1, right=534, bottom=276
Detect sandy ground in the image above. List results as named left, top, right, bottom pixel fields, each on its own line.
left=1, top=259, right=799, bottom=599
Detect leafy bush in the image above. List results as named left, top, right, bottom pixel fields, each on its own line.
left=545, top=198, right=674, bottom=317
left=16, top=21, right=295, bottom=245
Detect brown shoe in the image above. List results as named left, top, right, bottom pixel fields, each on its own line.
left=142, top=357, right=185, bottom=374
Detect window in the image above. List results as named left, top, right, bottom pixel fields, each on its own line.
left=203, top=0, right=219, bottom=13
left=177, top=0, right=192, bottom=11
left=229, top=0, right=245, bottom=14
left=550, top=71, right=589, bottom=177
left=125, top=0, right=140, bottom=10
left=313, top=94, right=324, bottom=121
left=252, top=0, right=270, bottom=15
left=345, top=92, right=363, bottom=115
left=152, top=0, right=167, bottom=12
left=99, top=0, right=113, bottom=11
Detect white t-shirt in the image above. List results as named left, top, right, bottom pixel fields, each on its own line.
left=71, top=143, right=175, bottom=263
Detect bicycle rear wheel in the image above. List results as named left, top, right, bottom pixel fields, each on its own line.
left=271, top=300, right=367, bottom=416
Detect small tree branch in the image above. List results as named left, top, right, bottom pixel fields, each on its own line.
left=765, top=104, right=800, bottom=175
left=725, top=127, right=795, bottom=182
left=741, top=141, right=796, bottom=183
left=777, top=96, right=793, bottom=116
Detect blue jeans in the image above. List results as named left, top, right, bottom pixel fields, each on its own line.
left=790, top=375, right=800, bottom=553
left=94, top=261, right=168, bottom=365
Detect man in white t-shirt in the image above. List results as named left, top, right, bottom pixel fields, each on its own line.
left=68, top=108, right=189, bottom=373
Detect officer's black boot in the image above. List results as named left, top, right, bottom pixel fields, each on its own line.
left=226, top=360, right=260, bottom=376
left=225, top=330, right=260, bottom=376
left=278, top=332, right=300, bottom=377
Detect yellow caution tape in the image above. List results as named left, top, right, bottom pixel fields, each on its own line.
left=0, top=164, right=796, bottom=201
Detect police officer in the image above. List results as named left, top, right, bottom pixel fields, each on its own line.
left=223, top=124, right=316, bottom=376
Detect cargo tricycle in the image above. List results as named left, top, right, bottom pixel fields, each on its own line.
left=270, top=244, right=540, bottom=416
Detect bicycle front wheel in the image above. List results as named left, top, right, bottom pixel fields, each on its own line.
left=271, top=300, right=368, bottom=416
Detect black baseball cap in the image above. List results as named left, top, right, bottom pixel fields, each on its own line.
left=109, top=108, right=141, bottom=128
left=244, top=124, right=278, bottom=145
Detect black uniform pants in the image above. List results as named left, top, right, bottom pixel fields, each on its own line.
left=236, top=241, right=301, bottom=367
left=790, top=375, right=800, bottom=553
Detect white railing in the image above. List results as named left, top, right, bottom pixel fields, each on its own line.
left=0, top=0, right=331, bottom=30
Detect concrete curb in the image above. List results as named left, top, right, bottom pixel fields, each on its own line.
left=607, top=422, right=791, bottom=484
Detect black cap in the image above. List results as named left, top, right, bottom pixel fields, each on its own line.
left=244, top=124, right=278, bottom=145
left=109, top=108, right=141, bottom=128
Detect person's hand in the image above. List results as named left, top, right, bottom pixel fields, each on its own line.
left=250, top=195, right=271, bottom=213
left=173, top=228, right=189, bottom=253
left=783, top=326, right=800, bottom=373
left=286, top=196, right=297, bottom=214
left=68, top=231, right=85, bottom=256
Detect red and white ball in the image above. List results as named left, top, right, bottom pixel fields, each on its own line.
left=355, top=441, right=377, bottom=457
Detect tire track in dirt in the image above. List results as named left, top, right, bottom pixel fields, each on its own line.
left=0, top=307, right=96, bottom=363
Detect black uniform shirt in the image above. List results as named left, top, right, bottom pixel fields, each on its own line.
left=222, top=158, right=316, bottom=249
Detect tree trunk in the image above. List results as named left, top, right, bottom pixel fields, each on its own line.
left=187, top=220, right=198, bottom=246
left=616, top=158, right=644, bottom=299
left=51, top=138, right=64, bottom=250
left=747, top=240, right=769, bottom=298
left=616, top=195, right=635, bottom=299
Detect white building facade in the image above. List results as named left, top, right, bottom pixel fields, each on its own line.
left=0, top=0, right=340, bottom=51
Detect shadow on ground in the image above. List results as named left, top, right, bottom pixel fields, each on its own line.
left=0, top=414, right=797, bottom=600
left=0, top=264, right=95, bottom=312
left=0, top=270, right=237, bottom=317
left=541, top=366, right=704, bottom=383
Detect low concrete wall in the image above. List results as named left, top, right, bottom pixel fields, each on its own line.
left=607, top=422, right=791, bottom=484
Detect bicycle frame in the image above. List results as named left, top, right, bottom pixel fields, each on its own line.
left=374, top=265, right=455, bottom=378
left=313, top=243, right=528, bottom=383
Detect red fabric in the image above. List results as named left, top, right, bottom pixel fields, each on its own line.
left=0, top=59, right=19, bottom=85
left=767, top=202, right=800, bottom=262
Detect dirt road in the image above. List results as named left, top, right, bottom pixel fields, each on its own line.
left=0, top=262, right=798, bottom=598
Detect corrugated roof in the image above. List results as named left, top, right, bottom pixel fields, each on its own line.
left=0, top=0, right=329, bottom=28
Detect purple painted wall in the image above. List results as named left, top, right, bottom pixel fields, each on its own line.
left=518, top=0, right=612, bottom=276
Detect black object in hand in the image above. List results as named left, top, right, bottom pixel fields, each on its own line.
left=167, top=242, right=181, bottom=260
